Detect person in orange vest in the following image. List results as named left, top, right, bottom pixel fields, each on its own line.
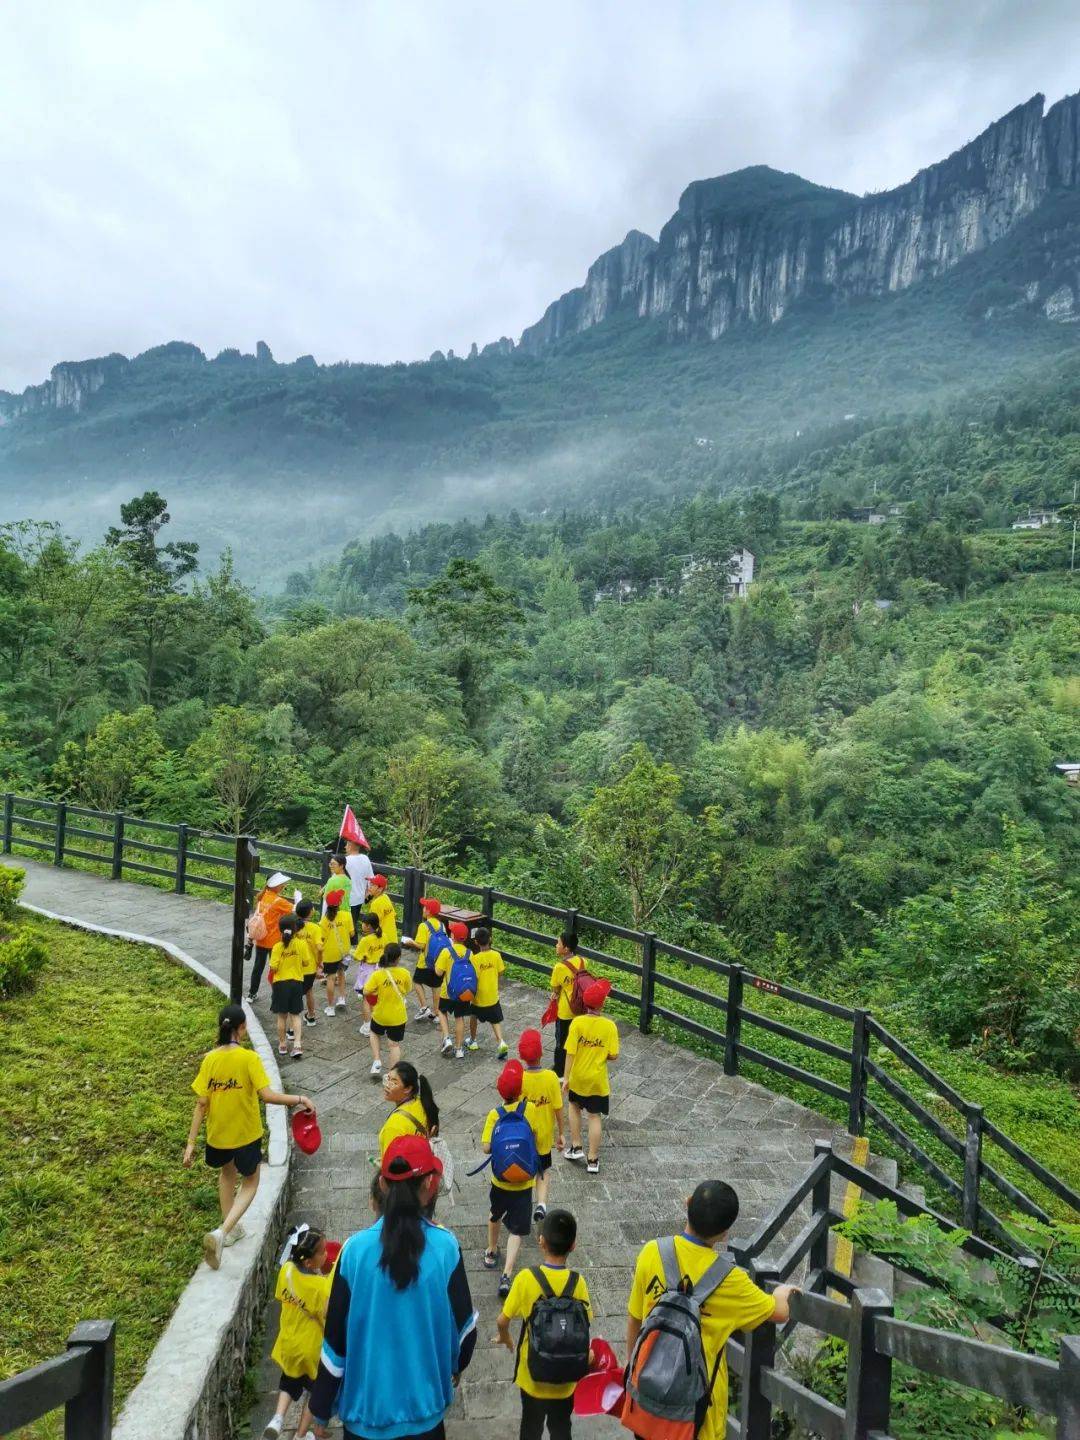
left=247, top=871, right=294, bottom=1002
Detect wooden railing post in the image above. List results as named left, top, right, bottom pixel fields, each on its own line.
left=849, top=1008, right=869, bottom=1136
left=110, top=813, right=124, bottom=880
left=175, top=824, right=189, bottom=894
left=810, top=1139, right=834, bottom=1283
left=639, top=932, right=656, bottom=1035
left=481, top=885, right=494, bottom=929
left=740, top=1263, right=778, bottom=1440
left=64, top=1319, right=115, bottom=1440
left=844, top=1287, right=892, bottom=1440
left=232, top=835, right=259, bottom=1005
left=962, top=1104, right=984, bottom=1232
left=563, top=906, right=579, bottom=940
left=1060, top=1335, right=1080, bottom=1440
left=53, top=801, right=67, bottom=867
left=2, top=792, right=12, bottom=853
left=724, top=962, right=744, bottom=1076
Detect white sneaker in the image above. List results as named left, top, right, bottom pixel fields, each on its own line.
left=454, top=1047, right=465, bottom=1060
left=223, top=1224, right=246, bottom=1248
left=465, top=1038, right=479, bottom=1052
left=359, top=1022, right=371, bottom=1037
left=440, top=1037, right=453, bottom=1055
left=202, top=1227, right=224, bottom=1269
left=370, top=1059, right=382, bottom=1076
left=335, top=998, right=346, bottom=1010
left=324, top=1005, right=336, bottom=1017
left=263, top=1416, right=284, bottom=1439
left=415, top=1006, right=432, bottom=1021
left=564, top=1146, right=585, bottom=1163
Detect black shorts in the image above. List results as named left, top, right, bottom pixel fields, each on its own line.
left=414, top=966, right=440, bottom=988
left=323, top=959, right=344, bottom=976
left=568, top=1089, right=609, bottom=1115
left=537, top=1150, right=552, bottom=1174
left=279, top=1370, right=311, bottom=1402
left=205, top=1137, right=262, bottom=1176
left=489, top=1183, right=533, bottom=1236
left=438, top=996, right=471, bottom=1018
left=371, top=1019, right=406, bottom=1041
left=470, top=1002, right=503, bottom=1023
left=270, top=979, right=304, bottom=1015
left=302, top=972, right=316, bottom=993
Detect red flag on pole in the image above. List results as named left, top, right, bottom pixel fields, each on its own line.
left=339, top=805, right=369, bottom=848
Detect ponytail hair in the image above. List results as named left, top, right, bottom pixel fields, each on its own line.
left=379, top=1163, right=427, bottom=1289
left=217, top=1003, right=246, bottom=1046
left=395, top=1061, right=440, bottom=1137
left=360, top=911, right=381, bottom=936
left=325, top=902, right=340, bottom=921
left=381, top=942, right=402, bottom=968
left=292, top=1225, right=324, bottom=1265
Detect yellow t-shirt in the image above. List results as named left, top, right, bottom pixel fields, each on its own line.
left=364, top=966, right=412, bottom=1027
left=414, top=918, right=445, bottom=968
left=320, top=910, right=355, bottom=964
left=481, top=1099, right=542, bottom=1191
left=191, top=1045, right=270, bottom=1149
left=270, top=938, right=305, bottom=985
left=520, top=1067, right=563, bottom=1156
left=473, top=948, right=505, bottom=1008
left=369, top=891, right=398, bottom=944
left=299, top=920, right=322, bottom=976
left=565, top=1014, right=619, bottom=1097
left=628, top=1238, right=775, bottom=1438
left=271, top=1260, right=333, bottom=1380
left=551, top=956, right=585, bottom=1021
left=355, top=932, right=386, bottom=969
left=503, top=1265, right=592, bottom=1400
left=434, top=941, right=468, bottom=1000
left=379, top=1096, right=430, bottom=1155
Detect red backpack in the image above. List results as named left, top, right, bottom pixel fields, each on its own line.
left=567, top=957, right=595, bottom=1016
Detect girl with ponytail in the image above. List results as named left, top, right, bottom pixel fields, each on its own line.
left=184, top=1002, right=313, bottom=1272
left=265, top=1223, right=331, bottom=1440
left=378, top=1060, right=440, bottom=1157
left=307, top=1136, right=476, bottom=1439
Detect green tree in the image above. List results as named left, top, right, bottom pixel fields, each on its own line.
left=60, top=706, right=165, bottom=814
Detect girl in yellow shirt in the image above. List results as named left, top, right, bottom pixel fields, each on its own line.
left=377, top=1060, right=440, bottom=1156
left=184, top=1003, right=313, bottom=1271
left=293, top=900, right=322, bottom=1031
left=266, top=1223, right=331, bottom=1439
left=353, top=911, right=385, bottom=1039
left=367, top=874, right=398, bottom=943
left=319, top=891, right=355, bottom=1017
left=362, top=942, right=413, bottom=1076
left=563, top=978, right=619, bottom=1175
left=270, top=917, right=307, bottom=1060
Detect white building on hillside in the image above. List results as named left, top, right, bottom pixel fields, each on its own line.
left=1012, top=509, right=1060, bottom=530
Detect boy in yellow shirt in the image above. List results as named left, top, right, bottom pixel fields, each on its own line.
left=435, top=920, right=473, bottom=1060
left=362, top=942, right=413, bottom=1077
left=293, top=900, right=322, bottom=1030
left=626, top=1182, right=798, bottom=1440
left=319, top=889, right=354, bottom=1017
left=481, top=1061, right=543, bottom=1299
left=366, top=873, right=398, bottom=944
left=269, top=916, right=307, bottom=1060
left=519, top=1028, right=564, bottom=1225
left=264, top=1223, right=332, bottom=1439
left=352, top=910, right=385, bottom=1039
left=562, top=978, right=618, bottom=1175
left=466, top=926, right=509, bottom=1058
left=549, top=931, right=585, bottom=1077
left=496, top=1208, right=592, bottom=1440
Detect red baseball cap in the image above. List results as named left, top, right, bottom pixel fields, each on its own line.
left=291, top=1108, right=322, bottom=1155
left=325, top=889, right=346, bottom=907
left=448, top=920, right=468, bottom=941
left=370, top=874, right=388, bottom=888
left=518, top=1028, right=543, bottom=1064
left=419, top=897, right=442, bottom=914
left=497, top=1060, right=524, bottom=1101
left=583, top=978, right=612, bottom=1010
left=381, top=1134, right=444, bottom=1181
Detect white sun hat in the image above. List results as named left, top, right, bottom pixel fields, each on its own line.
left=265, top=871, right=291, bottom=889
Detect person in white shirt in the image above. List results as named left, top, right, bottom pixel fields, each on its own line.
left=344, top=839, right=374, bottom=932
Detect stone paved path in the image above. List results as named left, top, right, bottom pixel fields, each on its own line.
left=8, top=858, right=848, bottom=1440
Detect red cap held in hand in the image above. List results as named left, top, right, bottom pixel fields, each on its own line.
left=291, top=1107, right=322, bottom=1155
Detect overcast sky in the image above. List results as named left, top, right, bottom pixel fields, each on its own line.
left=1, top=0, right=1078, bottom=392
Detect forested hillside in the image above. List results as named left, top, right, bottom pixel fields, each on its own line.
left=1, top=366, right=1076, bottom=1087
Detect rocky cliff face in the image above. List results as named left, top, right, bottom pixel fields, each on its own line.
left=517, top=89, right=1080, bottom=352
left=0, top=354, right=128, bottom=424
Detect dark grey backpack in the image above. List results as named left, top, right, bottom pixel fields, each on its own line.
left=622, top=1237, right=735, bottom=1436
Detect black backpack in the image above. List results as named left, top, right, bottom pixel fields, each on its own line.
left=524, top=1268, right=591, bottom=1384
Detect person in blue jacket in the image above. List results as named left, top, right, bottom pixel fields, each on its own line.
left=307, top=1134, right=477, bottom=1440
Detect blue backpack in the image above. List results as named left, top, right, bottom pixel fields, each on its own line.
left=424, top=920, right=453, bottom=968
left=447, top=948, right=478, bottom=1003
left=488, top=1104, right=539, bottom=1185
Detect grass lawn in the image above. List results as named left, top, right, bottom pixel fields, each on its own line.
left=0, top=917, right=226, bottom=1436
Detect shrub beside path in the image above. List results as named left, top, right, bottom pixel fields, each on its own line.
left=8, top=859, right=846, bottom=1439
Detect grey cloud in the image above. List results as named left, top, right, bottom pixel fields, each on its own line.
left=0, top=0, right=1078, bottom=391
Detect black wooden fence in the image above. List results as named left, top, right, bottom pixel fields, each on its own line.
left=723, top=1140, right=1080, bottom=1438
left=5, top=794, right=1079, bottom=1252
left=0, top=1320, right=114, bottom=1439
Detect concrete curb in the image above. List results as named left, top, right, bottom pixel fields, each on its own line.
left=20, top=901, right=293, bottom=1440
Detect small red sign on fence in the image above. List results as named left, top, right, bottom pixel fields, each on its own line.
left=753, top=977, right=781, bottom=995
